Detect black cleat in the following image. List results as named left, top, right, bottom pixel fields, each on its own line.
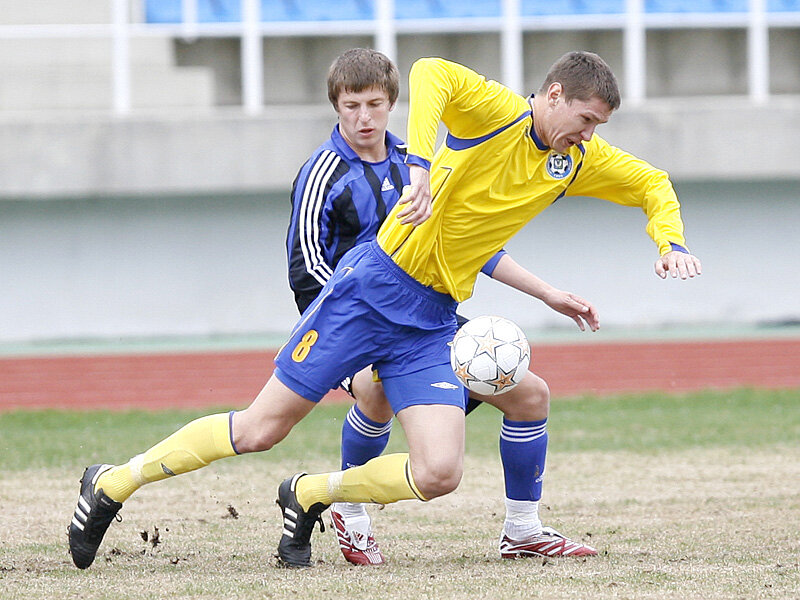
left=276, top=473, right=328, bottom=567
left=68, top=464, right=123, bottom=569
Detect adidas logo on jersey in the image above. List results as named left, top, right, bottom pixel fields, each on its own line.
left=381, top=177, right=394, bottom=192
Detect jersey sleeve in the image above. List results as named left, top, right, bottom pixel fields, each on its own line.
left=286, top=151, right=340, bottom=313
left=480, top=249, right=507, bottom=277
left=406, top=57, right=528, bottom=167
left=567, top=135, right=688, bottom=255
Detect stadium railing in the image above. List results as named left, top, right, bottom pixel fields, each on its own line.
left=1, top=0, right=799, bottom=113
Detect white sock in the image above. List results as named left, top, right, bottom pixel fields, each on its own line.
left=503, top=498, right=542, bottom=540
left=332, top=502, right=371, bottom=549
left=333, top=501, right=368, bottom=519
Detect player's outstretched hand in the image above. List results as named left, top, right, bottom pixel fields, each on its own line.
left=397, top=164, right=432, bottom=226
left=542, top=290, right=600, bottom=332
left=655, top=251, right=702, bottom=280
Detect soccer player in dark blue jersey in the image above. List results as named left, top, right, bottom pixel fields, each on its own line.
left=286, top=48, right=599, bottom=565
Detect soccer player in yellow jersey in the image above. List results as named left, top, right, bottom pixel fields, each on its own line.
left=379, top=53, right=698, bottom=297
left=290, top=48, right=600, bottom=565
left=68, top=51, right=701, bottom=570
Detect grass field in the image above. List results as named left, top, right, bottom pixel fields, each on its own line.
left=1, top=388, right=799, bottom=599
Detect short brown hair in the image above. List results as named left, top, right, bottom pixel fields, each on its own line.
left=538, top=51, right=621, bottom=110
left=327, top=48, right=400, bottom=108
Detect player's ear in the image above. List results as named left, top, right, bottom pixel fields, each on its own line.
left=547, top=82, right=562, bottom=106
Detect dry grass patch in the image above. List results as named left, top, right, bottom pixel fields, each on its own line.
left=2, top=445, right=798, bottom=600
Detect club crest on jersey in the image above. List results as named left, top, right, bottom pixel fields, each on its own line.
left=546, top=153, right=573, bottom=179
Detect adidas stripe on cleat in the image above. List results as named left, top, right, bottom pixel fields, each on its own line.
left=499, top=526, right=597, bottom=559
left=330, top=509, right=385, bottom=565
left=68, top=464, right=123, bottom=569
left=276, top=473, right=329, bottom=568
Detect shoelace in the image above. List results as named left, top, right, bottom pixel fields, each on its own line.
left=294, top=510, right=325, bottom=544
left=84, top=507, right=122, bottom=542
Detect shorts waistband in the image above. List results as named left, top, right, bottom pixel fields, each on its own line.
left=367, top=241, right=456, bottom=308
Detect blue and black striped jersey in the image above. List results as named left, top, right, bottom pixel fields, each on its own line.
left=287, top=124, right=409, bottom=313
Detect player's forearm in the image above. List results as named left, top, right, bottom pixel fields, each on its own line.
left=489, top=253, right=555, bottom=301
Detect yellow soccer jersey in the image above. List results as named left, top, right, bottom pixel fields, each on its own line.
left=376, top=57, right=688, bottom=302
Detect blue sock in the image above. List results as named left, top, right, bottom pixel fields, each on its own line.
left=340, top=404, right=392, bottom=470
left=499, top=417, right=548, bottom=501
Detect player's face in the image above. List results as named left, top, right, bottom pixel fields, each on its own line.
left=335, top=87, right=394, bottom=162
left=540, top=87, right=613, bottom=154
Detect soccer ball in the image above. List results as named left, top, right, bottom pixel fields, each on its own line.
left=449, top=315, right=531, bottom=396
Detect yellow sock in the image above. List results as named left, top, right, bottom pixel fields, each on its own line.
left=296, top=453, right=426, bottom=510
left=96, top=412, right=237, bottom=502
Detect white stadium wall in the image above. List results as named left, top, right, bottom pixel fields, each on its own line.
left=2, top=181, right=799, bottom=343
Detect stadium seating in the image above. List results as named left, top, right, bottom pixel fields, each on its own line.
left=521, top=0, right=624, bottom=16
left=769, top=0, right=800, bottom=10
left=291, top=0, right=373, bottom=20
left=144, top=0, right=800, bottom=22
left=145, top=0, right=370, bottom=23
left=645, top=0, right=747, bottom=12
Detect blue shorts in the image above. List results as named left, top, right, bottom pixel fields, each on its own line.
left=381, top=363, right=468, bottom=413
left=274, top=241, right=464, bottom=410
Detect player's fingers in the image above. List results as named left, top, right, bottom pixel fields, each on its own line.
left=669, top=255, right=681, bottom=278
left=400, top=197, right=431, bottom=225
left=676, top=257, right=689, bottom=279
left=587, top=309, right=600, bottom=331
left=682, top=259, right=696, bottom=279
left=396, top=194, right=422, bottom=219
left=684, top=256, right=700, bottom=278
left=571, top=315, right=586, bottom=331
left=397, top=185, right=419, bottom=207
left=568, top=295, right=590, bottom=312
left=654, top=258, right=667, bottom=279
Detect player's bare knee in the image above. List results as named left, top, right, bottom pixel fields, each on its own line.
left=412, top=461, right=463, bottom=499
left=503, top=372, right=550, bottom=420
left=231, top=412, right=288, bottom=453
left=522, top=373, right=550, bottom=412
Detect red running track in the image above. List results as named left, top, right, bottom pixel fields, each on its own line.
left=1, top=338, right=798, bottom=412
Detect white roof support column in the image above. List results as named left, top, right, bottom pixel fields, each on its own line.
left=624, top=0, right=645, bottom=107
left=112, top=0, right=131, bottom=115
left=375, top=0, right=397, bottom=62
left=501, top=0, right=523, bottom=94
left=748, top=0, right=769, bottom=105
left=241, top=0, right=263, bottom=114
left=180, top=0, right=199, bottom=41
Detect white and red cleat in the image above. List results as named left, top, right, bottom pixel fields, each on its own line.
left=499, top=526, right=597, bottom=559
left=330, top=509, right=385, bottom=565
